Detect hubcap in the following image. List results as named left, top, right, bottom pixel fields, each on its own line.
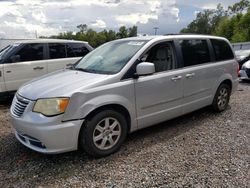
left=93, top=117, right=121, bottom=150
left=217, top=87, right=228, bottom=110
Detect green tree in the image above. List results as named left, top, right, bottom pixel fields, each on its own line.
left=77, top=24, right=88, bottom=34
left=128, top=26, right=137, bottom=37
left=116, top=26, right=128, bottom=38
left=228, top=0, right=250, bottom=15
left=180, top=4, right=227, bottom=34
left=231, top=10, right=250, bottom=42
left=48, top=24, right=138, bottom=47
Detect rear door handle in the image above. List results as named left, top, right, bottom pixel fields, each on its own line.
left=33, top=66, right=44, bottom=70
left=171, top=75, right=182, bottom=81
left=186, top=73, right=195, bottom=78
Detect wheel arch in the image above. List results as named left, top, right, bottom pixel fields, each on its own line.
left=83, top=103, right=132, bottom=133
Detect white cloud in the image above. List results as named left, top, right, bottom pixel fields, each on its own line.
left=202, top=3, right=217, bottom=10
left=0, top=0, right=182, bottom=38
left=194, top=10, right=200, bottom=16
left=116, top=13, right=158, bottom=25
left=32, top=10, right=47, bottom=23
left=90, top=19, right=107, bottom=28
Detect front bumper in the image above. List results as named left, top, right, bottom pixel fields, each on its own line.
left=11, top=114, right=84, bottom=154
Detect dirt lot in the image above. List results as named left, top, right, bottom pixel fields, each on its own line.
left=0, top=83, right=249, bottom=188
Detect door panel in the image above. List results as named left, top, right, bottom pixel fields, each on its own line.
left=135, top=70, right=183, bottom=129
left=47, top=57, right=81, bottom=73
left=182, top=64, right=215, bottom=113
left=3, top=60, right=47, bottom=91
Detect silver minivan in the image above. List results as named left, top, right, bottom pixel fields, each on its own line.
left=10, top=35, right=238, bottom=157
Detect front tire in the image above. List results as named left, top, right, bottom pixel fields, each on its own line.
left=212, top=83, right=231, bottom=112
left=79, top=109, right=128, bottom=157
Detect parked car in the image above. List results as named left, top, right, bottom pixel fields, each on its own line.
left=0, top=39, right=93, bottom=98
left=239, top=60, right=250, bottom=81
left=10, top=35, right=238, bottom=157
left=235, top=49, right=250, bottom=81
left=235, top=49, right=250, bottom=69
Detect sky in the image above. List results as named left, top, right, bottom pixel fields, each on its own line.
left=0, top=0, right=240, bottom=39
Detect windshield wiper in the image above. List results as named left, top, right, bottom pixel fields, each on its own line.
left=73, top=67, right=99, bottom=73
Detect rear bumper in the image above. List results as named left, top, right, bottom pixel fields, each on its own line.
left=11, top=115, right=84, bottom=154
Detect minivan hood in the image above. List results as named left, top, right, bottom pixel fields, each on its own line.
left=18, top=69, right=110, bottom=100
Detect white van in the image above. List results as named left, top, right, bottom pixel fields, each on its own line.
left=0, top=39, right=93, bottom=98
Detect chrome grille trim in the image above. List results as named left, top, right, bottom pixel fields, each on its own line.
left=12, top=94, right=30, bottom=117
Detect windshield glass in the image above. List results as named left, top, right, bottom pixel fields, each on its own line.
left=0, top=43, right=20, bottom=60
left=74, top=40, right=148, bottom=74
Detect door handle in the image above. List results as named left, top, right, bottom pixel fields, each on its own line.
left=171, top=75, right=182, bottom=81
left=33, top=66, right=44, bottom=70
left=6, top=70, right=11, bottom=73
left=186, top=73, right=195, bottom=78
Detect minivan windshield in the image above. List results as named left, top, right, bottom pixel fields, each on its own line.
left=74, top=40, right=148, bottom=74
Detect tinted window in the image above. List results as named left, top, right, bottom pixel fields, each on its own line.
left=66, top=43, right=89, bottom=57
left=144, top=42, right=175, bottom=72
left=15, top=43, right=44, bottom=62
left=180, top=39, right=210, bottom=67
left=211, top=39, right=234, bottom=61
left=49, top=43, right=66, bottom=59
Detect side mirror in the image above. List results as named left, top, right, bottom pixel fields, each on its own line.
left=136, top=62, right=155, bottom=76
left=10, top=55, right=20, bottom=63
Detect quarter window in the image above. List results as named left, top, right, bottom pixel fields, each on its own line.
left=179, top=39, right=210, bottom=67
left=211, top=39, right=234, bottom=61
left=66, top=43, right=89, bottom=57
left=15, top=43, right=44, bottom=62
left=49, top=43, right=66, bottom=59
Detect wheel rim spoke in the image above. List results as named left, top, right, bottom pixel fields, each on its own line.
left=110, top=121, right=118, bottom=130
left=104, top=118, right=110, bottom=129
left=112, top=131, right=120, bottom=136
left=100, top=137, right=108, bottom=148
left=96, top=125, right=104, bottom=132
left=93, top=134, right=103, bottom=142
left=108, top=137, right=114, bottom=145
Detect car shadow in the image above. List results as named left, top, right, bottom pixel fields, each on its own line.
left=0, top=98, right=13, bottom=108
left=239, top=79, right=250, bottom=85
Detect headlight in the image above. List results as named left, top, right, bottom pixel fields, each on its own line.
left=33, top=98, right=69, bottom=116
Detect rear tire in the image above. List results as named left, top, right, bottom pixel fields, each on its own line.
left=79, top=109, right=128, bottom=157
left=211, top=83, right=231, bottom=112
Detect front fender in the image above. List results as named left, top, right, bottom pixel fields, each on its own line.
left=62, top=80, right=138, bottom=132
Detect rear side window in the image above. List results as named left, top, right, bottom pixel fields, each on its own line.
left=179, top=39, right=211, bottom=67
left=66, top=43, right=89, bottom=57
left=15, top=43, right=44, bottom=62
left=211, top=39, right=234, bottom=61
left=49, top=43, right=66, bottom=59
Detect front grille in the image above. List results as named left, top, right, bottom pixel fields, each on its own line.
left=12, top=94, right=30, bottom=117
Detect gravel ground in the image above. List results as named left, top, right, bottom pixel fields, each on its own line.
left=0, top=83, right=249, bottom=188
